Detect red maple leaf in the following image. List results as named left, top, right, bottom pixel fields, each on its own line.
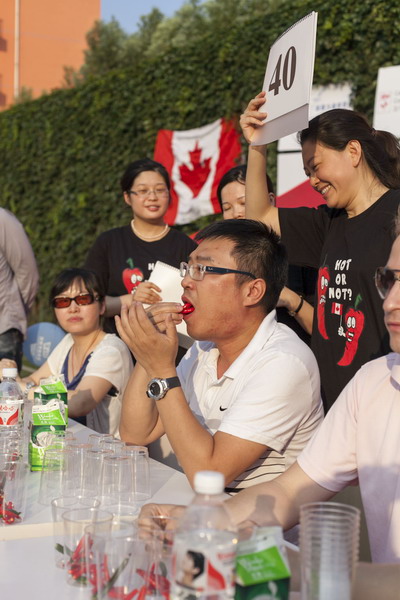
left=179, top=142, right=211, bottom=197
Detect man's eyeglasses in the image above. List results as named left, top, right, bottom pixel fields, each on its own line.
left=52, top=293, right=99, bottom=309
left=180, top=262, right=256, bottom=281
left=128, top=187, right=169, bottom=199
left=374, top=267, right=400, bottom=299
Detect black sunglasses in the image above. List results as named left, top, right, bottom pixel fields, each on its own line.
left=374, top=267, right=400, bottom=300
left=52, top=293, right=98, bottom=309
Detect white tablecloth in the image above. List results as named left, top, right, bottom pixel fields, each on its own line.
left=0, top=420, right=195, bottom=599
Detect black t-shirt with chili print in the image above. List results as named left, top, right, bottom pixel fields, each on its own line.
left=279, top=188, right=400, bottom=410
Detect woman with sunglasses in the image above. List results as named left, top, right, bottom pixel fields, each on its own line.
left=84, top=158, right=197, bottom=337
left=1, top=268, right=133, bottom=435
left=240, top=92, right=400, bottom=411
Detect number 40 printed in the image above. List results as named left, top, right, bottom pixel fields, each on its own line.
left=268, top=47, right=297, bottom=96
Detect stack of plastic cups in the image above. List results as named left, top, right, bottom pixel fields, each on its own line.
left=63, top=442, right=92, bottom=497
left=81, top=448, right=113, bottom=500
left=123, top=445, right=151, bottom=505
left=300, top=501, right=360, bottom=600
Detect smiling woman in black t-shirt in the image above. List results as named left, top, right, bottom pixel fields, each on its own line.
left=240, top=91, right=400, bottom=410
left=85, top=158, right=196, bottom=335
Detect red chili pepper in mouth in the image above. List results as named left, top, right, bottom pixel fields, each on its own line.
left=180, top=303, right=194, bottom=315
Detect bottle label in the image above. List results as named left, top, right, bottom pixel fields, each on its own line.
left=0, top=401, right=21, bottom=426
left=172, top=532, right=236, bottom=600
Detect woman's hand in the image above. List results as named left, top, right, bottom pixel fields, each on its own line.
left=132, top=281, right=162, bottom=304
left=277, top=286, right=298, bottom=310
left=240, top=91, right=268, bottom=143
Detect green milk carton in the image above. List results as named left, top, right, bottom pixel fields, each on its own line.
left=29, top=399, right=67, bottom=471
left=235, top=526, right=291, bottom=600
left=34, top=377, right=68, bottom=421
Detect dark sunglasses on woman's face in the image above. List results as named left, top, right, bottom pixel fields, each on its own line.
left=374, top=267, right=400, bottom=300
left=52, top=293, right=99, bottom=309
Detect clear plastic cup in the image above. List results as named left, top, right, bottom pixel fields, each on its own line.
left=37, top=447, right=70, bottom=505
left=62, top=507, right=113, bottom=586
left=101, top=454, right=136, bottom=505
left=88, top=528, right=153, bottom=600
left=63, top=442, right=92, bottom=496
left=98, top=437, right=125, bottom=454
left=51, top=496, right=100, bottom=568
left=81, top=448, right=112, bottom=499
left=300, top=501, right=360, bottom=600
left=0, top=453, right=27, bottom=525
left=88, top=433, right=114, bottom=448
left=128, top=447, right=151, bottom=503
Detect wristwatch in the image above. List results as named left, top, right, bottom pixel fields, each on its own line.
left=146, top=376, right=181, bottom=400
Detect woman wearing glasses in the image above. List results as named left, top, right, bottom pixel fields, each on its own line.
left=84, top=158, right=197, bottom=336
left=1, top=268, right=133, bottom=435
left=241, top=92, right=400, bottom=410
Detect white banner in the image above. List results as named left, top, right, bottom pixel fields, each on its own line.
left=373, top=65, right=400, bottom=138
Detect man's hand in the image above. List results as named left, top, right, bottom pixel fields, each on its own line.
left=115, top=302, right=180, bottom=375
left=146, top=302, right=184, bottom=333
left=139, top=502, right=186, bottom=524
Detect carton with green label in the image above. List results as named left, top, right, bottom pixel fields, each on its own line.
left=29, top=399, right=67, bottom=471
left=235, top=526, right=291, bottom=600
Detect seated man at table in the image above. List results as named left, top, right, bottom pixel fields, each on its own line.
left=117, top=219, right=323, bottom=491
left=142, top=226, right=400, bottom=576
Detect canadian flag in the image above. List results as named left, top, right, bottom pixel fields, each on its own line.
left=332, top=302, right=343, bottom=315
left=154, top=118, right=242, bottom=225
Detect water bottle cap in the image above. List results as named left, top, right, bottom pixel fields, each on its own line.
left=2, top=368, right=18, bottom=378
left=193, top=471, right=225, bottom=494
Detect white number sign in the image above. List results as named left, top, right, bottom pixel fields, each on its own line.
left=251, top=12, right=318, bottom=146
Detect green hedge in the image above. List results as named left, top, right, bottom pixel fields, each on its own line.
left=0, top=0, right=399, bottom=322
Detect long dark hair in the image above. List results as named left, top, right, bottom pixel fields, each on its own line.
left=299, top=109, right=400, bottom=189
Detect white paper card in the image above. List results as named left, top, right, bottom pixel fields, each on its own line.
left=147, top=261, right=194, bottom=349
left=252, top=12, right=318, bottom=146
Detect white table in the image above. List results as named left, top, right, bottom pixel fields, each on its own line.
left=0, top=420, right=195, bottom=599
left=0, top=421, right=300, bottom=600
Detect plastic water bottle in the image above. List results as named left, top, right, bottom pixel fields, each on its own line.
left=171, top=470, right=238, bottom=600
left=0, top=368, right=24, bottom=433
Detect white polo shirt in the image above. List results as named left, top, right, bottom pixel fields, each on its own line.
left=298, top=352, right=400, bottom=563
left=173, top=310, right=323, bottom=489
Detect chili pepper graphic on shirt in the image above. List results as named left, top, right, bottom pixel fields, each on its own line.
left=337, top=295, right=365, bottom=366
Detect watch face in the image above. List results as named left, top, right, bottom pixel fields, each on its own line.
left=149, top=381, right=162, bottom=397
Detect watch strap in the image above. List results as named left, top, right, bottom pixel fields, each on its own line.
left=163, top=376, right=181, bottom=390
left=146, top=376, right=181, bottom=400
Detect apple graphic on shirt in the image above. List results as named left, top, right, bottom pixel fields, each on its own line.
left=123, top=258, right=144, bottom=293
